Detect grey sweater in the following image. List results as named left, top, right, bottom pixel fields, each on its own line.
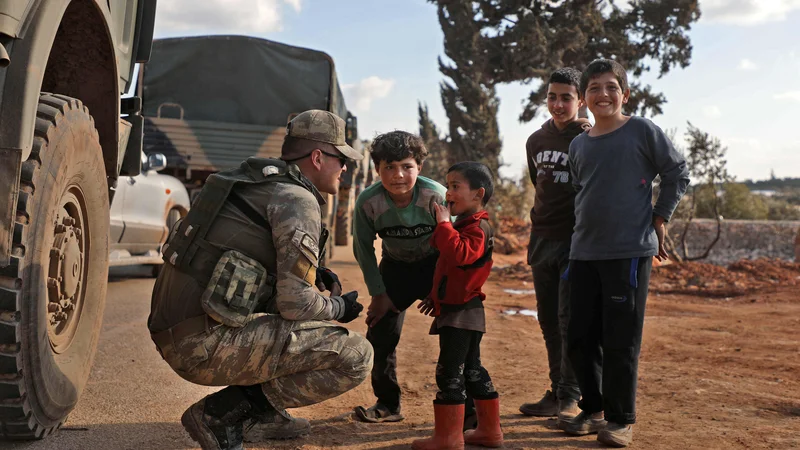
left=568, top=116, right=689, bottom=260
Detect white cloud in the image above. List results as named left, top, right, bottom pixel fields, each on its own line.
left=284, top=0, right=302, bottom=13
left=703, top=105, right=722, bottom=118
left=155, top=0, right=302, bottom=36
left=700, top=0, right=800, bottom=26
left=343, top=76, right=396, bottom=112
left=737, top=58, right=758, bottom=70
left=774, top=91, right=800, bottom=101
left=726, top=137, right=763, bottom=149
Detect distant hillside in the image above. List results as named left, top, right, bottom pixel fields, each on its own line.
left=743, top=177, right=800, bottom=191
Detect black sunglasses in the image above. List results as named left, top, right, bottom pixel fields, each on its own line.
left=320, top=150, right=347, bottom=167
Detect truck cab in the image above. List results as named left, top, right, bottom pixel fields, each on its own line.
left=0, top=0, right=156, bottom=439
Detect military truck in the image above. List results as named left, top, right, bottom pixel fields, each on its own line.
left=336, top=141, right=376, bottom=245
left=0, top=0, right=156, bottom=440
left=139, top=35, right=362, bottom=257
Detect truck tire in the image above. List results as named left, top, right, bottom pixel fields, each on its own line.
left=319, top=195, right=335, bottom=266
left=151, top=208, right=182, bottom=278
left=0, top=94, right=109, bottom=439
left=335, top=185, right=352, bottom=246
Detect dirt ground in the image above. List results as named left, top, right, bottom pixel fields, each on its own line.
left=246, top=245, right=800, bottom=450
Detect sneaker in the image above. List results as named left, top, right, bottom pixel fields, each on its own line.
left=243, top=409, right=311, bottom=442
left=557, top=398, right=580, bottom=420
left=556, top=398, right=580, bottom=429
left=560, top=411, right=607, bottom=436
left=519, top=390, right=558, bottom=417
left=354, top=403, right=405, bottom=423
left=181, top=399, right=244, bottom=450
left=598, top=422, right=634, bottom=447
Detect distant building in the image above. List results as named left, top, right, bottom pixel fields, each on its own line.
left=751, top=189, right=778, bottom=197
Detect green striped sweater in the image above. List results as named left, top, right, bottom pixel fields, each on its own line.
left=353, top=176, right=447, bottom=296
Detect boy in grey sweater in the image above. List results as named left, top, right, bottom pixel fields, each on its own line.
left=561, top=59, right=689, bottom=447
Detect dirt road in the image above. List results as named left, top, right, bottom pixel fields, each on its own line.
left=9, top=248, right=800, bottom=449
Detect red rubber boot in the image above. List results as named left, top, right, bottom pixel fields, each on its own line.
left=411, top=403, right=465, bottom=450
left=464, top=398, right=503, bottom=448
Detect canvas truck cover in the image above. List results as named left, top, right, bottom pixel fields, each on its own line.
left=141, top=35, right=351, bottom=173
left=142, top=35, right=348, bottom=125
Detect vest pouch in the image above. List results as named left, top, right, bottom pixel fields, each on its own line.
left=201, top=250, right=267, bottom=328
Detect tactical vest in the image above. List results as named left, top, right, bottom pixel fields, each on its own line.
left=161, top=157, right=326, bottom=327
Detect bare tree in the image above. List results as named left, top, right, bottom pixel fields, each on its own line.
left=677, top=122, right=732, bottom=261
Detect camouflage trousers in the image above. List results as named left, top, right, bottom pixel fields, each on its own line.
left=157, top=313, right=373, bottom=411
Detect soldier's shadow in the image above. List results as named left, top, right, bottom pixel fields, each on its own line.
left=2, top=413, right=601, bottom=449
left=3, top=422, right=193, bottom=450
left=281, top=413, right=431, bottom=449
left=252, top=413, right=600, bottom=449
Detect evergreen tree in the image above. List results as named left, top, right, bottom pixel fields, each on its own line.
left=474, top=0, right=701, bottom=121
left=418, top=103, right=450, bottom=184
left=432, top=1, right=503, bottom=174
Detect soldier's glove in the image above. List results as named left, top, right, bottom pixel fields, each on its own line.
left=316, top=266, right=341, bottom=292
left=336, top=291, right=363, bottom=324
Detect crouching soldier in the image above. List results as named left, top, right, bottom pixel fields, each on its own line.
left=148, top=110, right=374, bottom=450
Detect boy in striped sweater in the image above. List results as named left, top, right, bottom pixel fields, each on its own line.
left=352, top=131, right=448, bottom=424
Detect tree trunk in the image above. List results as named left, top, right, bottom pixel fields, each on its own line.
left=684, top=185, right=723, bottom=261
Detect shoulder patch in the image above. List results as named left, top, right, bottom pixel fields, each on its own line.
left=292, top=230, right=320, bottom=260
left=290, top=230, right=319, bottom=285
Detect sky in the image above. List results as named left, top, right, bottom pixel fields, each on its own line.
left=151, top=0, right=800, bottom=182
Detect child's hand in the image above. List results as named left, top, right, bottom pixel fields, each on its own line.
left=653, top=215, right=669, bottom=262
left=433, top=202, right=451, bottom=224
left=418, top=297, right=435, bottom=316
left=366, top=292, right=399, bottom=328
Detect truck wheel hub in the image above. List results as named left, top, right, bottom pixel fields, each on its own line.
left=47, top=187, right=87, bottom=353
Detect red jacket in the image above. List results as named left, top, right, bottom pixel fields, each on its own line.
left=428, top=210, right=494, bottom=315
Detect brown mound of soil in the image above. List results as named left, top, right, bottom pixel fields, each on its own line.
left=493, top=261, right=533, bottom=281
left=493, top=216, right=529, bottom=255
left=493, top=254, right=800, bottom=299
left=652, top=258, right=800, bottom=297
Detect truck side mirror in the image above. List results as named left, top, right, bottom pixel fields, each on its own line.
left=147, top=153, right=167, bottom=172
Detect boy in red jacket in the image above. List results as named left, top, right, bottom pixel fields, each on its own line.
left=412, top=162, right=501, bottom=450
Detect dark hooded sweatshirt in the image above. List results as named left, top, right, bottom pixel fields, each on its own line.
left=526, top=118, right=592, bottom=241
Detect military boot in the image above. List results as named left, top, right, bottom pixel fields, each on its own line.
left=243, top=410, right=311, bottom=442
left=182, top=387, right=251, bottom=450
left=238, top=384, right=311, bottom=442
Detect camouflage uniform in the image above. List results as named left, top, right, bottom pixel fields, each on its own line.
left=150, top=179, right=372, bottom=409
left=149, top=110, right=371, bottom=448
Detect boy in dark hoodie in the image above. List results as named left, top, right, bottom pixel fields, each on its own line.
left=519, top=68, right=591, bottom=422
left=413, top=162, right=501, bottom=450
